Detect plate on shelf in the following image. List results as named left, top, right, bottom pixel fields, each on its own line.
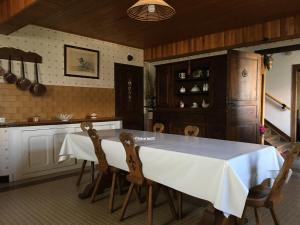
left=190, top=85, right=200, bottom=92
left=192, top=70, right=203, bottom=78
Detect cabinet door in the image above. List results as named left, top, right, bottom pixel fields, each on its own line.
left=22, top=130, right=54, bottom=173
left=53, top=128, right=76, bottom=166
left=226, top=50, right=262, bottom=143
left=156, top=65, right=173, bottom=108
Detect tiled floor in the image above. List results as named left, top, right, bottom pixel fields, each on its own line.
left=0, top=173, right=299, bottom=225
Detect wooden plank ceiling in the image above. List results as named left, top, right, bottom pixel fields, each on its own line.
left=1, top=0, right=300, bottom=49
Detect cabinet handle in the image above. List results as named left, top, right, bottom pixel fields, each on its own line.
left=227, top=102, right=236, bottom=107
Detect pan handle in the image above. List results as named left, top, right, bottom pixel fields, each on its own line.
left=21, top=59, right=25, bottom=79
left=34, top=62, right=39, bottom=83
left=8, top=57, right=12, bottom=73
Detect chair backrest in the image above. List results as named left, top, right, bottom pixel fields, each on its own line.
left=80, top=121, right=93, bottom=132
left=119, top=132, right=144, bottom=185
left=184, top=125, right=199, bottom=137
left=80, top=122, right=109, bottom=173
left=267, top=143, right=300, bottom=203
left=153, top=123, right=165, bottom=133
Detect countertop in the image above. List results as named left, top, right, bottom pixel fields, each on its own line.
left=0, top=117, right=122, bottom=128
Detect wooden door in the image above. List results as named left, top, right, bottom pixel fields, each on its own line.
left=115, top=63, right=144, bottom=130
left=226, top=50, right=262, bottom=143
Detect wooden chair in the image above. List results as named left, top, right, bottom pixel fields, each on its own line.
left=84, top=122, right=122, bottom=212
left=153, top=123, right=165, bottom=133
left=119, top=132, right=177, bottom=225
left=184, top=125, right=200, bottom=137
left=77, top=122, right=95, bottom=186
left=237, top=143, right=300, bottom=225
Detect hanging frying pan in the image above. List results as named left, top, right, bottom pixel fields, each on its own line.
left=16, top=60, right=32, bottom=90
left=0, top=60, right=5, bottom=77
left=4, top=58, right=17, bottom=84
left=30, top=62, right=47, bottom=96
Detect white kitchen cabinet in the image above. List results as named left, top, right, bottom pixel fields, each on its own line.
left=0, top=128, right=9, bottom=178
left=22, top=129, right=54, bottom=174
left=8, top=120, right=121, bottom=182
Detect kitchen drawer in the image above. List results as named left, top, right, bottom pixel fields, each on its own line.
left=0, top=129, right=8, bottom=140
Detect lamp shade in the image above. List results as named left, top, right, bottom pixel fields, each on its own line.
left=127, top=0, right=175, bottom=21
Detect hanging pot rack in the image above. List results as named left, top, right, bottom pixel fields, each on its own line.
left=0, top=47, right=42, bottom=63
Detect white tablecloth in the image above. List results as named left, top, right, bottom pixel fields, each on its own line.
left=59, top=129, right=284, bottom=218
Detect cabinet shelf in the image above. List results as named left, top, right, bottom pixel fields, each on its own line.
left=176, top=92, right=209, bottom=96
left=176, top=77, right=209, bottom=82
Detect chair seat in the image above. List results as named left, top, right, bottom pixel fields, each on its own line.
left=246, top=185, right=271, bottom=207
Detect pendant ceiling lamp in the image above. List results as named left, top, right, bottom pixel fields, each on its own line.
left=127, top=0, right=175, bottom=22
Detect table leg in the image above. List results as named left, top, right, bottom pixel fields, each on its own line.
left=199, top=206, right=236, bottom=225
left=76, top=160, right=87, bottom=186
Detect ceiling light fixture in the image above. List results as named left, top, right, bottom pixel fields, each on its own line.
left=127, top=0, right=175, bottom=22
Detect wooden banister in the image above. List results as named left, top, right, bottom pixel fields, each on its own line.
left=266, top=93, right=291, bottom=110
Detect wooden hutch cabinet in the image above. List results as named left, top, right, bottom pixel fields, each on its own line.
left=153, top=50, right=262, bottom=143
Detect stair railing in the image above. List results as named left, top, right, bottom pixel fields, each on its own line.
left=266, top=93, right=291, bottom=110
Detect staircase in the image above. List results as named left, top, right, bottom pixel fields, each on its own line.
left=264, top=120, right=293, bottom=154
left=264, top=120, right=300, bottom=173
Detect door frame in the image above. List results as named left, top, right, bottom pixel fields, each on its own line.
left=291, top=64, right=300, bottom=142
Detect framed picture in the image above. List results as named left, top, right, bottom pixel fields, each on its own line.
left=64, top=45, right=99, bottom=79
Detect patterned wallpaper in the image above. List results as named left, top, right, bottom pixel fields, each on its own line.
left=0, top=25, right=144, bottom=122
left=0, top=25, right=144, bottom=88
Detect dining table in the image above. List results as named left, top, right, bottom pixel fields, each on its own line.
left=59, top=129, right=284, bottom=224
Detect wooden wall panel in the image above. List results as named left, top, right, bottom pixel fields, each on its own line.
left=224, top=28, right=244, bottom=47
left=0, top=0, right=36, bottom=22
left=263, top=20, right=281, bottom=39
left=0, top=83, right=115, bottom=122
left=190, top=36, right=204, bottom=52
left=243, top=24, right=263, bottom=43
left=145, top=14, right=300, bottom=61
left=176, top=40, right=189, bottom=55
left=280, top=17, right=295, bottom=36
left=203, top=32, right=225, bottom=50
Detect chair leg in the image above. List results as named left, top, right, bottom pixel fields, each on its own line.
left=91, top=162, right=95, bottom=182
left=120, top=182, right=135, bottom=221
left=235, top=207, right=247, bottom=225
left=254, top=207, right=262, bottom=225
left=90, top=172, right=103, bottom=203
left=76, top=160, right=87, bottom=186
left=116, top=174, right=123, bottom=195
left=133, top=185, right=144, bottom=203
left=178, top=192, right=183, bottom=219
left=215, top=209, right=230, bottom=225
left=270, top=206, right=281, bottom=225
left=108, top=172, right=117, bottom=213
left=147, top=183, right=153, bottom=225
left=153, top=184, right=161, bottom=206
left=162, top=186, right=177, bottom=219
